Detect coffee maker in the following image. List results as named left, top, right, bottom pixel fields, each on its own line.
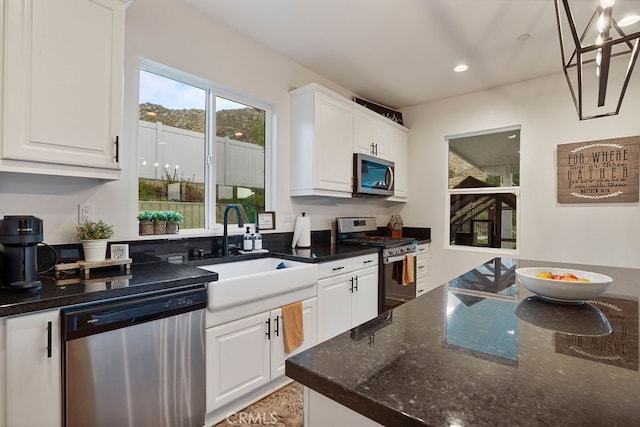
left=0, top=215, right=43, bottom=291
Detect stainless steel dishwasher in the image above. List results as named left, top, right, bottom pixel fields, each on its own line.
left=61, top=286, right=207, bottom=427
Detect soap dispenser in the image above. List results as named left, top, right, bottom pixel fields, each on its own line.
left=253, top=226, right=263, bottom=250
left=243, top=226, right=253, bottom=251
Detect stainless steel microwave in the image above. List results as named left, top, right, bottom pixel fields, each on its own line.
left=353, top=153, right=394, bottom=197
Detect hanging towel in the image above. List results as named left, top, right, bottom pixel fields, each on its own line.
left=282, top=301, right=304, bottom=353
left=402, top=253, right=415, bottom=286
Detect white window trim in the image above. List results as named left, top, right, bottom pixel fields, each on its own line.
left=138, top=58, right=274, bottom=236
left=444, top=127, right=521, bottom=255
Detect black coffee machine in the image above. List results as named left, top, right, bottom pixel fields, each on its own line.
left=0, top=215, right=43, bottom=291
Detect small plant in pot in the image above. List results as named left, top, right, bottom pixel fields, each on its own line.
left=152, top=210, right=169, bottom=234
left=76, top=220, right=114, bottom=262
left=137, top=210, right=155, bottom=235
left=165, top=211, right=184, bottom=234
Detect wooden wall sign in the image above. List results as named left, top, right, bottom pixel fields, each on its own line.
left=557, top=136, right=640, bottom=203
left=353, top=97, right=404, bottom=125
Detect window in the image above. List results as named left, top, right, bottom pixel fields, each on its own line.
left=447, top=127, right=520, bottom=251
left=138, top=61, right=269, bottom=232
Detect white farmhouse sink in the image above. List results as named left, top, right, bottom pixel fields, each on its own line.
left=199, top=257, right=317, bottom=326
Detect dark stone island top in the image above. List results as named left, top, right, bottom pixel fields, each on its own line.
left=286, top=258, right=640, bottom=427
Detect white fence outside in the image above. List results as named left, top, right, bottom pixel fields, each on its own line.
left=138, top=120, right=264, bottom=188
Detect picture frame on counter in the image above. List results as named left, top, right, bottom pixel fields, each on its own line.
left=257, top=211, right=276, bottom=230
left=110, top=243, right=129, bottom=260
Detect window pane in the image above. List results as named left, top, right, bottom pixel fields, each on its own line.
left=215, top=97, right=266, bottom=225
left=449, top=192, right=517, bottom=249
left=448, top=130, right=520, bottom=189
left=138, top=69, right=207, bottom=229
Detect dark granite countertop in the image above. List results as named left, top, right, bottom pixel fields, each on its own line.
left=286, top=257, right=640, bottom=426
left=183, top=244, right=378, bottom=266
left=0, top=261, right=217, bottom=317
left=1, top=243, right=377, bottom=317
left=269, top=244, right=379, bottom=262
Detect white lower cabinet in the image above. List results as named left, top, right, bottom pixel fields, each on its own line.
left=4, top=309, right=61, bottom=427
left=317, top=254, right=379, bottom=343
left=206, top=297, right=317, bottom=412
left=415, top=243, right=430, bottom=296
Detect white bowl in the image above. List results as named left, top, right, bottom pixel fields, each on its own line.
left=515, top=267, right=613, bottom=303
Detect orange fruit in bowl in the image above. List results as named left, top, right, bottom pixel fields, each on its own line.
left=535, top=271, right=552, bottom=279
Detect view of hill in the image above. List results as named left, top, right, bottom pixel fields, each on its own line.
left=139, top=102, right=264, bottom=145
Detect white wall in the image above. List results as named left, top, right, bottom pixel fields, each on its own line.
left=402, top=72, right=640, bottom=287
left=0, top=0, right=403, bottom=244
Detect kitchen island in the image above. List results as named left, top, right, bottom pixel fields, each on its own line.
left=285, top=258, right=640, bottom=426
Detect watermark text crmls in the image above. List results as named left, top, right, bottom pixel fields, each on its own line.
left=226, top=411, right=278, bottom=425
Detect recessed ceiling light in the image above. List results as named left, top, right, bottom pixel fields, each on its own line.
left=453, top=64, right=469, bottom=73
left=619, top=15, right=640, bottom=27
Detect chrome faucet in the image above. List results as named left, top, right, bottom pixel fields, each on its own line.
left=223, top=204, right=244, bottom=256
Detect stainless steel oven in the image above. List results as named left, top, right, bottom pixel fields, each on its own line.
left=337, top=217, right=417, bottom=313
left=383, top=249, right=418, bottom=308
left=61, top=286, right=207, bottom=427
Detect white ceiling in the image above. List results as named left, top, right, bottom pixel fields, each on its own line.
left=182, top=0, right=639, bottom=109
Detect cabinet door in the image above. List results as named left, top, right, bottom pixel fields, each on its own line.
left=386, top=126, right=409, bottom=201
left=2, top=0, right=124, bottom=177
left=270, top=297, right=317, bottom=379
left=354, top=109, right=392, bottom=159
left=351, top=266, right=379, bottom=328
left=5, top=309, right=61, bottom=427
left=317, top=274, right=352, bottom=343
left=206, top=311, right=271, bottom=412
left=354, top=109, right=375, bottom=155
left=313, top=93, right=354, bottom=194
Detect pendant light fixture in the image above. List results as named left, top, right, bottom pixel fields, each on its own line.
left=554, top=0, right=640, bottom=120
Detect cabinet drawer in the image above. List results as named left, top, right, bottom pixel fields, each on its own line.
left=318, top=253, right=378, bottom=279
left=416, top=278, right=428, bottom=297
left=416, top=243, right=429, bottom=256
left=317, top=259, right=352, bottom=278
left=416, top=256, right=428, bottom=278
left=351, top=253, right=378, bottom=269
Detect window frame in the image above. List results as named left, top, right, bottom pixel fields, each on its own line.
left=138, top=58, right=273, bottom=236
left=445, top=126, right=521, bottom=255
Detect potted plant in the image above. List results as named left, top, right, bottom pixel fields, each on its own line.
left=165, top=211, right=184, bottom=234
left=76, top=219, right=114, bottom=262
left=153, top=210, right=169, bottom=234
left=137, top=210, right=155, bottom=235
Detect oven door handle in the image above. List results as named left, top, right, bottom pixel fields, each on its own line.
left=384, top=254, right=413, bottom=264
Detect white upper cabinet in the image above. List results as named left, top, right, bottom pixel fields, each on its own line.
left=290, top=83, right=409, bottom=200
left=354, top=106, right=409, bottom=201
left=1, top=0, right=125, bottom=179
left=385, top=125, right=409, bottom=202
left=290, top=84, right=354, bottom=197
left=354, top=108, right=393, bottom=159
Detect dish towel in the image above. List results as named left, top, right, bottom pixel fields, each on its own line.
left=282, top=301, right=304, bottom=353
left=402, top=253, right=415, bottom=286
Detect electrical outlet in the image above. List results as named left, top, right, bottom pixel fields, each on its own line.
left=284, top=210, right=294, bottom=222
left=78, top=204, right=93, bottom=224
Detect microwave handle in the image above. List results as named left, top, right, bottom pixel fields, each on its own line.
left=386, top=166, right=394, bottom=191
